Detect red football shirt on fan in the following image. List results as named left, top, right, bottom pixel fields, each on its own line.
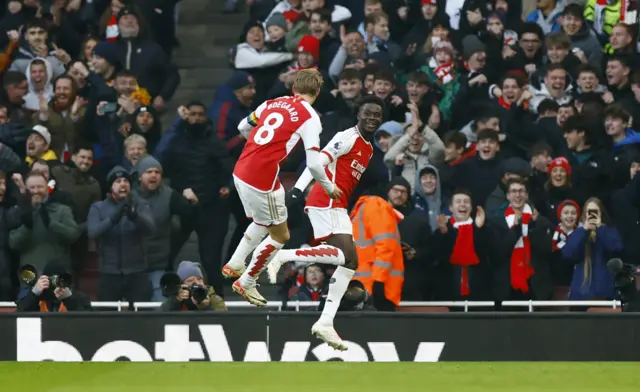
left=234, top=96, right=322, bottom=192
left=306, top=127, right=373, bottom=209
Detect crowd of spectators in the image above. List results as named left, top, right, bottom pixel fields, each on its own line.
left=211, top=0, right=640, bottom=309
left=3, top=0, right=640, bottom=313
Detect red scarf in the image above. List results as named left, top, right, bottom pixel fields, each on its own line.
left=505, top=204, right=534, bottom=293
left=434, top=62, right=455, bottom=84
left=552, top=224, right=573, bottom=252
left=106, top=15, right=119, bottom=42
left=498, top=96, right=529, bottom=110
left=47, top=179, right=56, bottom=194
left=449, top=217, right=480, bottom=296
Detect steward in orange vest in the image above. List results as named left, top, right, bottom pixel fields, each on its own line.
left=351, top=195, right=404, bottom=310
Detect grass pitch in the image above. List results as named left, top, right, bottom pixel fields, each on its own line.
left=1, top=362, right=637, bottom=391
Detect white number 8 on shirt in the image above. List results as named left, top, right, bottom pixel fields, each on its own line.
left=254, top=112, right=283, bottom=145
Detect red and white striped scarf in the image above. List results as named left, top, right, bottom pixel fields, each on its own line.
left=505, top=204, right=534, bottom=293
left=434, top=62, right=455, bottom=84
left=552, top=224, right=573, bottom=252
left=47, top=179, right=56, bottom=195
left=106, top=15, right=119, bottom=42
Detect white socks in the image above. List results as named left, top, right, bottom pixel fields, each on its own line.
left=240, top=235, right=284, bottom=286
left=227, top=223, right=268, bottom=270
left=277, top=244, right=345, bottom=266
left=318, top=266, right=354, bottom=325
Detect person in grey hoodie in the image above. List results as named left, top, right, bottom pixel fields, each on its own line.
left=413, top=165, right=450, bottom=232
left=384, top=122, right=445, bottom=190
left=88, top=166, right=156, bottom=302
left=133, top=156, right=194, bottom=302
left=560, top=4, right=603, bottom=70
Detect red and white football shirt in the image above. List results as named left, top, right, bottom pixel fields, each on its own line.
left=305, top=127, right=373, bottom=210
left=234, top=96, right=322, bottom=192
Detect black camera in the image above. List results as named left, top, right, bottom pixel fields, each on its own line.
left=607, top=259, right=640, bottom=312
left=160, top=272, right=208, bottom=303
left=18, top=264, right=72, bottom=289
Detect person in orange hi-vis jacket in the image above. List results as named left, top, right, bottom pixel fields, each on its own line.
left=350, top=195, right=404, bottom=311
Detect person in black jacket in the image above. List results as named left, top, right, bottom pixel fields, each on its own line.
left=111, top=7, right=180, bottom=111
left=164, top=102, right=234, bottom=297
left=16, top=262, right=92, bottom=312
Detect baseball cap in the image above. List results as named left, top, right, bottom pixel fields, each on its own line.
left=30, top=125, right=51, bottom=145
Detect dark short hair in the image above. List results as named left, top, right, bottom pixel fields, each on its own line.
left=338, top=68, right=361, bottom=82
left=3, top=71, right=27, bottom=86
left=477, top=129, right=499, bottom=142
left=356, top=95, right=385, bottom=112
left=451, top=188, right=473, bottom=201
left=443, top=131, right=467, bottom=149
left=604, top=104, right=631, bottom=123
left=310, top=8, right=331, bottom=23
left=531, top=142, right=553, bottom=157
left=373, top=69, right=395, bottom=85
left=72, top=144, right=94, bottom=155
left=505, top=177, right=528, bottom=193
left=537, top=99, right=560, bottom=114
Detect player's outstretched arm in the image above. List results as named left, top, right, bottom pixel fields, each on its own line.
left=300, top=123, right=334, bottom=194
left=293, top=152, right=331, bottom=193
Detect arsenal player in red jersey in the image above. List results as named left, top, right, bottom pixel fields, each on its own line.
left=267, top=95, right=385, bottom=350
left=222, top=69, right=341, bottom=307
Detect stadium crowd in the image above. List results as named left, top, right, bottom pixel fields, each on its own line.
left=1, top=0, right=640, bottom=313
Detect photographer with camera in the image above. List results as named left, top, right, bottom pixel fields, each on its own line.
left=159, top=261, right=226, bottom=311
left=16, top=261, right=92, bottom=312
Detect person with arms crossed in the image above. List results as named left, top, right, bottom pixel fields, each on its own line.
left=222, top=69, right=341, bottom=306
left=267, top=95, right=386, bottom=350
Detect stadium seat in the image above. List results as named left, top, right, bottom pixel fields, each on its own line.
left=586, top=307, right=621, bottom=313
left=399, top=306, right=450, bottom=312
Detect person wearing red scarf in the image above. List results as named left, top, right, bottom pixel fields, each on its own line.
left=488, top=178, right=554, bottom=305
left=434, top=189, right=491, bottom=300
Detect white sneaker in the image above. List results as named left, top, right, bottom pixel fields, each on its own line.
left=222, top=263, right=246, bottom=279
left=311, top=321, right=348, bottom=351
left=266, top=252, right=283, bottom=284
left=232, top=280, right=267, bottom=307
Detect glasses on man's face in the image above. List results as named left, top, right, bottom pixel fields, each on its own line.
left=509, top=189, right=527, bottom=195
left=391, top=187, right=408, bottom=194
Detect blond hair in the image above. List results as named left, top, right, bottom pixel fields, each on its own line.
left=124, top=134, right=147, bottom=148
left=292, top=69, right=324, bottom=97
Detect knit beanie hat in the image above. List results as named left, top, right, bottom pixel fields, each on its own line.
left=547, top=156, right=572, bottom=177
left=136, top=155, right=162, bottom=177
left=177, top=261, right=204, bottom=282
left=107, top=166, right=130, bottom=188
left=462, top=35, right=486, bottom=60
left=266, top=12, right=288, bottom=32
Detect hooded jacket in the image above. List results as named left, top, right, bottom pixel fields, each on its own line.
left=9, top=40, right=66, bottom=81
left=383, top=125, right=445, bottom=190
left=22, top=57, right=54, bottom=111
left=413, top=165, right=450, bottom=231
left=525, top=0, right=565, bottom=34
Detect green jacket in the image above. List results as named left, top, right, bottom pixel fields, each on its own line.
left=9, top=202, right=81, bottom=272
left=159, top=286, right=227, bottom=311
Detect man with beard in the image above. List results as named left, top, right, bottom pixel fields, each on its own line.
left=34, top=75, right=85, bottom=159
left=9, top=172, right=80, bottom=274
left=111, top=7, right=180, bottom=111
left=133, top=156, right=195, bottom=302
left=88, top=166, right=156, bottom=302
left=163, top=102, right=233, bottom=298
left=25, top=125, right=57, bottom=166
left=23, top=58, right=53, bottom=112
left=266, top=95, right=385, bottom=350
left=51, top=146, right=102, bottom=278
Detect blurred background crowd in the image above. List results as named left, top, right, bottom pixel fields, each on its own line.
left=1, top=0, right=640, bottom=312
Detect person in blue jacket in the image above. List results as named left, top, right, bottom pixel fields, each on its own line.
left=562, top=197, right=623, bottom=300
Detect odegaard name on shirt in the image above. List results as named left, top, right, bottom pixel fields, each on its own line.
left=268, top=101, right=300, bottom=122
